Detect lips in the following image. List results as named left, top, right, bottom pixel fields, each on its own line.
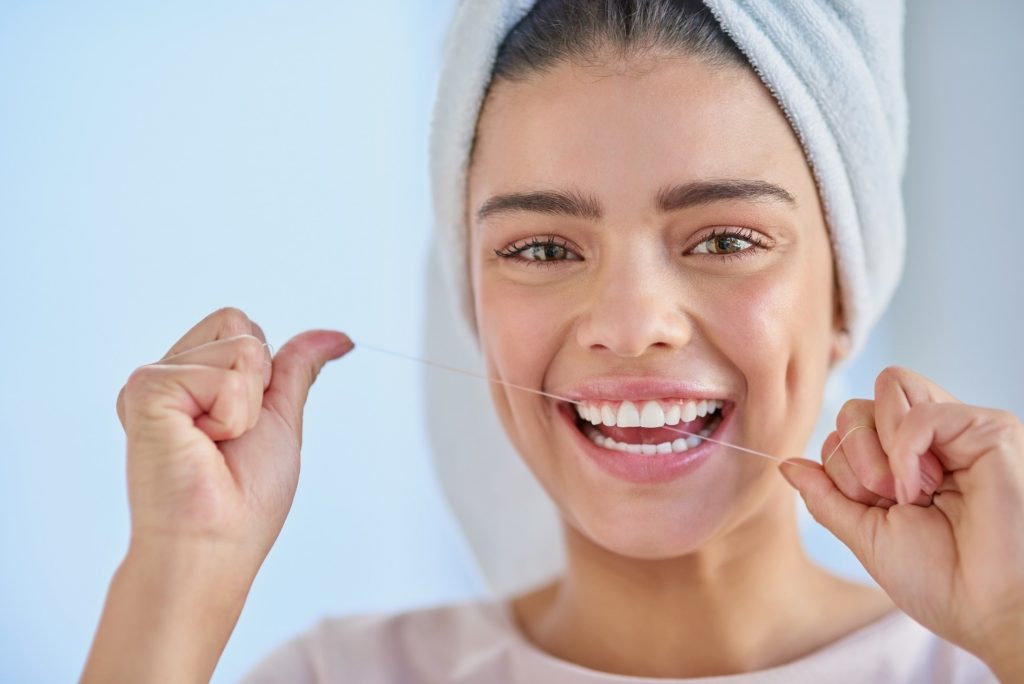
left=555, top=398, right=734, bottom=485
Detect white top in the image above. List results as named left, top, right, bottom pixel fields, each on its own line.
left=239, top=597, right=997, bottom=683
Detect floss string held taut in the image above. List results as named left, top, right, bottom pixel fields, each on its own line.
left=355, top=340, right=864, bottom=471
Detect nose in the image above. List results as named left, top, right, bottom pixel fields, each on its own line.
left=575, top=259, right=693, bottom=358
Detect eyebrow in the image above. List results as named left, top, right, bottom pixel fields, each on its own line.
left=475, top=178, right=796, bottom=222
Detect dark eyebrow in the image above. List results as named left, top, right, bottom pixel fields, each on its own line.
left=656, top=178, right=796, bottom=212
left=475, top=188, right=602, bottom=222
left=475, top=178, right=795, bottom=223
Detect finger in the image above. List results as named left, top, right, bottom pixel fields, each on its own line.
left=164, top=333, right=272, bottom=389
left=873, top=367, right=957, bottom=501
left=822, top=430, right=895, bottom=507
left=122, top=363, right=255, bottom=443
left=118, top=335, right=271, bottom=430
left=827, top=422, right=938, bottom=506
left=891, top=402, right=1024, bottom=498
left=251, top=321, right=276, bottom=358
left=161, top=307, right=263, bottom=360
left=778, top=457, right=886, bottom=568
left=831, top=400, right=897, bottom=497
left=263, top=330, right=354, bottom=441
left=166, top=334, right=269, bottom=431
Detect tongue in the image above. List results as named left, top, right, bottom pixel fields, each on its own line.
left=594, top=415, right=712, bottom=444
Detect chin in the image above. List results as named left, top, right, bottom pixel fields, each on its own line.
left=557, top=479, right=748, bottom=561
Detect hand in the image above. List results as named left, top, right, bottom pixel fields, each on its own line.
left=115, top=306, right=353, bottom=565
left=82, top=307, right=353, bottom=683
left=778, top=367, right=1024, bottom=680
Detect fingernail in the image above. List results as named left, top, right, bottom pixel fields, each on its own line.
left=778, top=462, right=797, bottom=489
left=894, top=477, right=909, bottom=505
left=920, top=470, right=938, bottom=495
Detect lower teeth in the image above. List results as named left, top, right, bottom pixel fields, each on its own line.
left=582, top=412, right=720, bottom=456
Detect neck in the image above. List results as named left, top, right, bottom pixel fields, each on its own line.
left=511, top=489, right=871, bottom=678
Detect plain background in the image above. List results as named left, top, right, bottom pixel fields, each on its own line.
left=1, top=2, right=1021, bottom=682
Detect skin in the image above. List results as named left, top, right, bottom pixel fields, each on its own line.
left=467, top=51, right=1024, bottom=678
left=80, top=49, right=1023, bottom=684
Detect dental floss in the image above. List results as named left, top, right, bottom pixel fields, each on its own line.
left=356, top=341, right=864, bottom=471
left=356, top=341, right=579, bottom=405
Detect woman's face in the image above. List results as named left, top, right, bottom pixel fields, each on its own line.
left=467, top=53, right=842, bottom=559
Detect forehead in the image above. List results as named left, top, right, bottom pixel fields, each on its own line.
left=468, top=54, right=814, bottom=217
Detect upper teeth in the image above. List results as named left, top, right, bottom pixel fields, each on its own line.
left=574, top=399, right=723, bottom=428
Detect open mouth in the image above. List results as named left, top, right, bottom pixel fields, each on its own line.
left=570, top=398, right=727, bottom=456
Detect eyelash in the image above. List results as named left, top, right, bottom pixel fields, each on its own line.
left=493, top=228, right=771, bottom=266
left=692, top=227, right=771, bottom=261
left=493, top=235, right=581, bottom=267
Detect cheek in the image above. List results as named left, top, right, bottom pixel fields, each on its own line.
left=473, top=255, right=580, bottom=381
left=701, top=257, right=833, bottom=455
left=473, top=265, right=576, bottom=453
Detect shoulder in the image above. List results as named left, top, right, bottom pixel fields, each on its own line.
left=238, top=597, right=514, bottom=684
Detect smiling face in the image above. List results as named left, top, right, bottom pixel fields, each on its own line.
left=466, top=53, right=842, bottom=559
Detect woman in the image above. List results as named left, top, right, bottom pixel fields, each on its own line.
left=81, top=1, right=1023, bottom=682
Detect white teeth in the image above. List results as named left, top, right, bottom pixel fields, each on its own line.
left=686, top=435, right=702, bottom=449
left=616, top=401, right=641, bottom=428
left=577, top=398, right=724, bottom=431
left=639, top=401, right=665, bottom=428
left=582, top=426, right=705, bottom=456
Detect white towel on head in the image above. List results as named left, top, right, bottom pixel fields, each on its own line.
left=426, top=0, right=909, bottom=598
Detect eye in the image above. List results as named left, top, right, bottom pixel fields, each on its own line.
left=689, top=227, right=769, bottom=257
left=494, top=236, right=583, bottom=264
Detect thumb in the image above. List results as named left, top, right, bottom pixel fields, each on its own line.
left=266, top=329, right=353, bottom=437
left=778, top=458, right=876, bottom=565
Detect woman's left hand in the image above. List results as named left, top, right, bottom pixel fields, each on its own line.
left=778, top=366, right=1024, bottom=680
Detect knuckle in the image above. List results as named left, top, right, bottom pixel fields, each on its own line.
left=837, top=398, right=868, bottom=429
left=213, top=306, right=252, bottom=336
left=124, top=364, right=157, bottom=400
left=251, top=321, right=267, bottom=344
left=223, top=369, right=248, bottom=398
left=234, top=334, right=266, bottom=364
left=988, top=410, right=1021, bottom=452
left=224, top=407, right=250, bottom=439
left=875, top=365, right=909, bottom=393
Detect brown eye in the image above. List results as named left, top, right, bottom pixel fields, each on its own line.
left=494, top=236, right=582, bottom=264
left=525, top=243, right=569, bottom=261
left=690, top=228, right=767, bottom=257
left=705, top=235, right=749, bottom=254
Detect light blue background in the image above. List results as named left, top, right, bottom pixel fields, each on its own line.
left=1, top=2, right=1021, bottom=682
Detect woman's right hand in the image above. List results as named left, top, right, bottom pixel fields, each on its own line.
left=82, top=307, right=353, bottom=683
left=115, top=306, right=352, bottom=565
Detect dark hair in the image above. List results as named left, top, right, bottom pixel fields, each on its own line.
left=491, top=0, right=748, bottom=82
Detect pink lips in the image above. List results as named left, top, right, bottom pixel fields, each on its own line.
left=556, top=400, right=732, bottom=485
left=555, top=376, right=730, bottom=404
